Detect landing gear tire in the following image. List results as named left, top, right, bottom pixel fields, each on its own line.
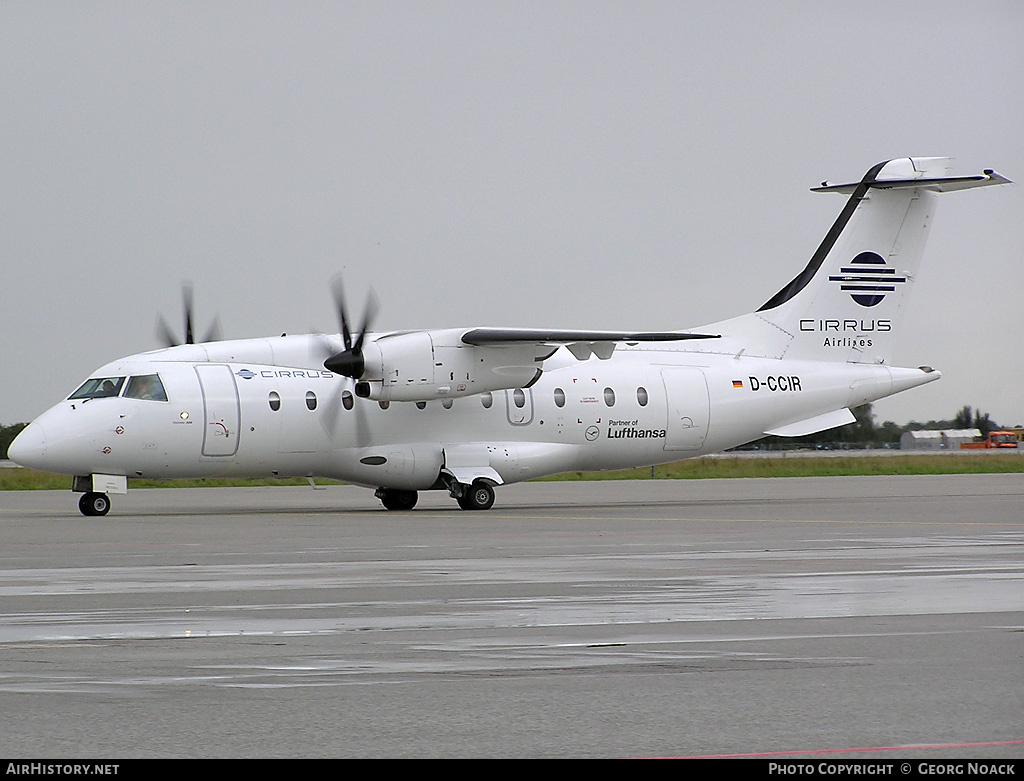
left=79, top=492, right=111, bottom=516
left=378, top=488, right=418, bottom=511
left=457, top=481, right=495, bottom=511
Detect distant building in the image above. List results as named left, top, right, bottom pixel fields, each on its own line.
left=899, top=429, right=981, bottom=450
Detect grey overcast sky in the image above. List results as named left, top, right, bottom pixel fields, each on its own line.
left=3, top=1, right=1022, bottom=427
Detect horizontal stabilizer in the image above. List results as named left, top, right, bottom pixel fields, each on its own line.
left=764, top=408, right=856, bottom=438
left=813, top=166, right=1011, bottom=195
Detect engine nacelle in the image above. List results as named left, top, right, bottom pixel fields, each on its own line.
left=356, top=329, right=546, bottom=402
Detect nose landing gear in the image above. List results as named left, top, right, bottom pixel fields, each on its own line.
left=72, top=475, right=125, bottom=516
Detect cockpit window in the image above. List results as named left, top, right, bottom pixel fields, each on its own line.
left=69, top=376, right=126, bottom=400
left=124, top=374, right=169, bottom=402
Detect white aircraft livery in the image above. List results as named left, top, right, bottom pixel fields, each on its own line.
left=9, top=157, right=1011, bottom=515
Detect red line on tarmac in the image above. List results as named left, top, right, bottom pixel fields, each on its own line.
left=662, top=739, right=1024, bottom=759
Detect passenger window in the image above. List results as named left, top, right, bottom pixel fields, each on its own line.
left=268, top=391, right=281, bottom=411
left=123, top=374, right=168, bottom=402
left=416, top=401, right=427, bottom=410
left=604, top=387, right=615, bottom=407
left=342, top=390, right=354, bottom=411
left=637, top=386, right=649, bottom=407
left=481, top=392, right=493, bottom=409
left=442, top=399, right=453, bottom=409
left=69, top=377, right=125, bottom=400
left=378, top=400, right=390, bottom=410
left=306, top=391, right=317, bottom=411
left=553, top=388, right=566, bottom=408
left=513, top=388, right=526, bottom=408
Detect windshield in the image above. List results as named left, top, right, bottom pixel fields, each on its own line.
left=123, top=374, right=168, bottom=402
left=68, top=376, right=126, bottom=400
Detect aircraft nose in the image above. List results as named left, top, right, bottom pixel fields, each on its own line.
left=7, top=421, right=46, bottom=470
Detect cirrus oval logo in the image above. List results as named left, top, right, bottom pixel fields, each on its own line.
left=829, top=251, right=907, bottom=308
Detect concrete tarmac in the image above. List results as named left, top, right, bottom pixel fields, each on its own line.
left=0, top=475, right=1022, bottom=758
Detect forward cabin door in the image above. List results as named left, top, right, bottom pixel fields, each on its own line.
left=661, top=368, right=710, bottom=451
left=195, top=365, right=241, bottom=457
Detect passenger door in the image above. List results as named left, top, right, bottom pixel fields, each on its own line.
left=661, top=368, right=710, bottom=451
left=195, top=365, right=240, bottom=457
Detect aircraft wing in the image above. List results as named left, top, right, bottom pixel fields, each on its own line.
left=460, top=328, right=720, bottom=360
left=460, top=328, right=720, bottom=345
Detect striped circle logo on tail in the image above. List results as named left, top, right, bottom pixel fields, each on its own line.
left=829, top=251, right=907, bottom=307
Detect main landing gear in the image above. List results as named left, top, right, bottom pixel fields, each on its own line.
left=455, top=480, right=495, bottom=511
left=375, top=480, right=497, bottom=511
left=375, top=488, right=419, bottom=511
left=79, top=491, right=111, bottom=516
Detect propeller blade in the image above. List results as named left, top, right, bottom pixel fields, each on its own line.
left=330, top=276, right=352, bottom=351
left=182, top=283, right=195, bottom=344
left=352, top=389, right=372, bottom=448
left=155, top=282, right=223, bottom=347
left=156, top=315, right=179, bottom=348
left=318, top=379, right=373, bottom=447
left=319, top=381, right=343, bottom=438
left=352, top=290, right=379, bottom=352
left=323, top=277, right=378, bottom=379
left=309, top=332, right=338, bottom=363
left=202, top=316, right=223, bottom=344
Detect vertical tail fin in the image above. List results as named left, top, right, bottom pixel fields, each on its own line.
left=720, top=158, right=1010, bottom=363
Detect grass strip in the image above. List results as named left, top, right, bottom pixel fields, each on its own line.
left=2, top=453, right=1022, bottom=490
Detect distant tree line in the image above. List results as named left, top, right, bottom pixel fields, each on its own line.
left=739, top=403, right=1010, bottom=451
left=951, top=405, right=995, bottom=435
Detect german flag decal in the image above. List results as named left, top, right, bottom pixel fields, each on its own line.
left=732, top=379, right=744, bottom=389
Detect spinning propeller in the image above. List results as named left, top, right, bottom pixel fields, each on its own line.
left=310, top=276, right=378, bottom=446
left=323, top=276, right=378, bottom=379
left=156, top=282, right=222, bottom=347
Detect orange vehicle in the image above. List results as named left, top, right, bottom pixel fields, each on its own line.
left=961, top=431, right=1019, bottom=449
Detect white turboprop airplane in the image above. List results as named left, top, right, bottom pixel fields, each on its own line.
left=9, top=157, right=1011, bottom=515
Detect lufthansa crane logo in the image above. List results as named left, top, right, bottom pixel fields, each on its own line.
left=828, top=251, right=907, bottom=308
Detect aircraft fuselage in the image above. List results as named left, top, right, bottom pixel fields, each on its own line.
left=14, top=335, right=934, bottom=490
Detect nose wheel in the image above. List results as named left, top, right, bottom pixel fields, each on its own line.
left=79, top=492, right=111, bottom=516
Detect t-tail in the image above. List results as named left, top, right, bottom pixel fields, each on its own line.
left=708, top=157, right=1011, bottom=364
